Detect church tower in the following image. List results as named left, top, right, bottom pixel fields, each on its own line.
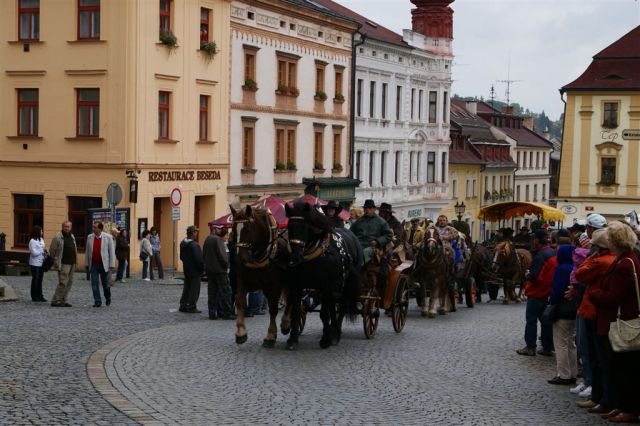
left=410, top=0, right=454, bottom=40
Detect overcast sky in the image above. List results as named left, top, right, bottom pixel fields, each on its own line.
left=336, top=0, right=640, bottom=120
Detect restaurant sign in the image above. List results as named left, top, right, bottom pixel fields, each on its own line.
left=148, top=170, right=222, bottom=182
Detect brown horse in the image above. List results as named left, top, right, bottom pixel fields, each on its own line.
left=414, top=227, right=454, bottom=318
left=492, top=241, right=532, bottom=304
left=230, top=205, right=290, bottom=347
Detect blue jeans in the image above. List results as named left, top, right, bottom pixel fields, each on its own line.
left=247, top=290, right=264, bottom=315
left=576, top=316, right=592, bottom=386
left=116, top=259, right=127, bottom=281
left=90, top=263, right=111, bottom=304
left=142, top=260, right=150, bottom=279
left=525, top=298, right=553, bottom=350
left=593, top=334, right=614, bottom=409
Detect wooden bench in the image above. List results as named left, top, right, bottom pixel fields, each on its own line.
left=0, top=251, right=31, bottom=276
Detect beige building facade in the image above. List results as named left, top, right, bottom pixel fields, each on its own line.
left=0, top=0, right=231, bottom=272
left=558, top=26, right=640, bottom=224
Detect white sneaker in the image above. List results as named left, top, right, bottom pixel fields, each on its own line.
left=570, top=382, right=586, bottom=394
left=143, top=278, right=150, bottom=282
left=578, top=386, right=592, bottom=398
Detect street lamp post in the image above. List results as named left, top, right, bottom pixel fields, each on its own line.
left=455, top=201, right=466, bottom=222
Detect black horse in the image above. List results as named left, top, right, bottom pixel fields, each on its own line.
left=230, top=205, right=290, bottom=348
left=284, top=202, right=363, bottom=350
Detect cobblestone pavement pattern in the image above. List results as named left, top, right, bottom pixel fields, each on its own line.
left=2, top=274, right=606, bottom=425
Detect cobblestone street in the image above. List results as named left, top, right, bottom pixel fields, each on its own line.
left=2, top=274, right=605, bottom=425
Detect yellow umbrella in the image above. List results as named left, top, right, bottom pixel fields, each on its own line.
left=477, top=201, right=565, bottom=222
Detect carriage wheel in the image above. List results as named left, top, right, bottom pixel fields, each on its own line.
left=392, top=275, right=410, bottom=333
left=299, top=301, right=307, bottom=335
left=465, top=277, right=476, bottom=308
left=362, top=288, right=380, bottom=339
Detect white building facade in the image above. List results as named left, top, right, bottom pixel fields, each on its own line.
left=228, top=0, right=358, bottom=205
left=343, top=0, right=455, bottom=221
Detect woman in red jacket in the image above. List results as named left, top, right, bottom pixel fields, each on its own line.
left=589, top=221, right=640, bottom=423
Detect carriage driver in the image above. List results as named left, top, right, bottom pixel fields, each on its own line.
left=350, top=199, right=392, bottom=264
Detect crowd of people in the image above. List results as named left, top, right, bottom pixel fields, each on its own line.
left=516, top=214, right=640, bottom=423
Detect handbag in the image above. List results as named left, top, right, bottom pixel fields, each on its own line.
left=608, top=257, right=640, bottom=353
left=42, top=251, right=54, bottom=272
left=139, top=251, right=149, bottom=261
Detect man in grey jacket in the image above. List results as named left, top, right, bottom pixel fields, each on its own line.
left=49, top=221, right=77, bottom=307
left=85, top=222, right=116, bottom=307
left=203, top=225, right=233, bottom=320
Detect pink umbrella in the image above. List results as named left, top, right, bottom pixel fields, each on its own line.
left=209, top=195, right=288, bottom=228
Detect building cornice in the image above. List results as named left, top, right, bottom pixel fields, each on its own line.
left=231, top=103, right=348, bottom=121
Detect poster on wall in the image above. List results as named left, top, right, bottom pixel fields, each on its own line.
left=87, top=208, right=131, bottom=236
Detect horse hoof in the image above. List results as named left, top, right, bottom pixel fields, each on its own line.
left=280, top=326, right=291, bottom=336
left=502, top=300, right=509, bottom=305
left=420, top=310, right=429, bottom=317
left=262, top=339, right=276, bottom=349
left=514, top=298, right=522, bottom=304
left=319, top=338, right=332, bottom=349
left=437, top=308, right=446, bottom=315
left=236, top=334, right=248, bottom=345
left=331, top=335, right=341, bottom=346
left=286, top=340, right=298, bottom=351
left=425, top=311, right=436, bottom=318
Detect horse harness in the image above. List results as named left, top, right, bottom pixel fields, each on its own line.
left=234, top=213, right=279, bottom=269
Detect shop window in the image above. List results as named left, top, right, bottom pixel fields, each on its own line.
left=68, top=196, right=102, bottom=250
left=78, top=0, right=100, bottom=40
left=159, top=0, right=172, bottom=35
left=17, top=89, right=38, bottom=136
left=428, top=91, right=437, bottom=124
left=158, top=91, right=170, bottom=139
left=200, top=8, right=211, bottom=43
left=313, top=129, right=324, bottom=169
left=600, top=157, right=616, bottom=186
left=19, top=0, right=40, bottom=41
left=13, top=194, right=43, bottom=248
left=603, top=102, right=619, bottom=129
left=199, top=95, right=209, bottom=142
left=77, top=88, right=100, bottom=137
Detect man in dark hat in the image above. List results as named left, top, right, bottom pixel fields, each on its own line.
left=378, top=203, right=403, bottom=244
left=321, top=200, right=344, bottom=228
left=350, top=199, right=392, bottom=263
left=179, top=225, right=204, bottom=313
left=513, top=226, right=532, bottom=250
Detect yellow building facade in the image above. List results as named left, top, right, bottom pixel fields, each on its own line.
left=442, top=163, right=481, bottom=241
left=557, top=26, right=640, bottom=223
left=0, top=0, right=231, bottom=272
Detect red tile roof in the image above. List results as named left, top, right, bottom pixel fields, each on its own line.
left=311, top=0, right=409, bottom=48
left=562, top=25, right=640, bottom=92
left=449, top=150, right=485, bottom=165
left=499, top=126, right=553, bottom=149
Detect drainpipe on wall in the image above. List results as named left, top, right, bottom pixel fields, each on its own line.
left=349, top=27, right=366, bottom=179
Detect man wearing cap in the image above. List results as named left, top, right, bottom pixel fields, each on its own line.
left=378, top=203, right=404, bottom=244
left=321, top=200, right=345, bottom=229
left=350, top=199, right=392, bottom=264
left=179, top=226, right=205, bottom=313
left=517, top=229, right=556, bottom=356
left=585, top=214, right=607, bottom=239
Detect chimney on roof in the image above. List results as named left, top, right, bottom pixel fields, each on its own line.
left=465, top=101, right=477, bottom=115
left=543, top=127, right=551, bottom=140
left=522, top=116, right=534, bottom=130
left=410, top=0, right=454, bottom=39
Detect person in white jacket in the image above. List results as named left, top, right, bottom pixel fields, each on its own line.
left=28, top=225, right=46, bottom=302
left=85, top=222, right=116, bottom=307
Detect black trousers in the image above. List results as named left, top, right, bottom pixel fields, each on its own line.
left=180, top=274, right=201, bottom=309
left=30, top=265, right=44, bottom=301
left=611, top=347, right=640, bottom=412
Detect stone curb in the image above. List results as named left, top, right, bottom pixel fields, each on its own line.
left=87, top=335, right=164, bottom=425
